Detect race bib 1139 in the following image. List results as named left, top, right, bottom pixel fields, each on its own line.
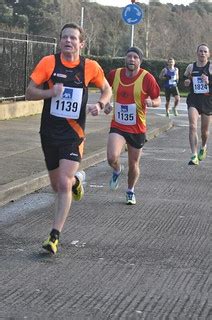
left=50, top=86, right=83, bottom=119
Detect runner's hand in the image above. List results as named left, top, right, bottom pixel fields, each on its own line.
left=104, top=103, right=113, bottom=115
left=201, top=74, right=209, bottom=84
left=51, top=83, right=63, bottom=97
left=164, top=74, right=171, bottom=79
left=87, top=103, right=101, bottom=116
left=184, top=79, right=191, bottom=87
left=145, top=98, right=153, bottom=108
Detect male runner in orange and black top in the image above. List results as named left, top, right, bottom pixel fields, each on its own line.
left=184, top=43, right=211, bottom=165
left=25, top=23, right=112, bottom=254
left=104, top=47, right=161, bottom=205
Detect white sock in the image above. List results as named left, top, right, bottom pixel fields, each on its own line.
left=114, top=166, right=122, bottom=175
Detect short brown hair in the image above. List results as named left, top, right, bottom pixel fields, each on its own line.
left=196, top=43, right=209, bottom=52
left=60, top=23, right=85, bottom=42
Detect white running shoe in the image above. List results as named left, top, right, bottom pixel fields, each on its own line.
left=126, top=191, right=136, bottom=205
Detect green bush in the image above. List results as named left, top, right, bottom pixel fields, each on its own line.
left=87, top=55, right=190, bottom=93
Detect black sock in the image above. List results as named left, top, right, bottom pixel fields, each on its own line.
left=50, top=229, right=60, bottom=240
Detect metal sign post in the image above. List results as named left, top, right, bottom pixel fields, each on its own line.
left=80, top=6, right=84, bottom=28
left=131, top=25, right=134, bottom=47
left=122, top=1, right=144, bottom=47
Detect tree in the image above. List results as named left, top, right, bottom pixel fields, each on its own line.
left=0, top=0, right=211, bottom=60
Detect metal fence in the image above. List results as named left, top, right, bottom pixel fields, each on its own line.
left=0, top=31, right=57, bottom=101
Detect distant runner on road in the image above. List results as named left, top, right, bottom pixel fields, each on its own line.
left=184, top=43, right=211, bottom=165
left=159, top=57, right=180, bottom=118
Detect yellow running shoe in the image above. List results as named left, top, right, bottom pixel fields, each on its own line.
left=42, top=236, right=59, bottom=254
left=198, top=147, right=207, bottom=161
left=188, top=155, right=199, bottom=166
left=72, top=171, right=85, bottom=201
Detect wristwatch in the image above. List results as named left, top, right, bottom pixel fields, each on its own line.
left=97, top=101, right=105, bottom=110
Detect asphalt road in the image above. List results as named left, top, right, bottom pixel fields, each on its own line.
left=0, top=103, right=211, bottom=319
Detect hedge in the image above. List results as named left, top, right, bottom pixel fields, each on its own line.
left=87, top=55, right=190, bottom=92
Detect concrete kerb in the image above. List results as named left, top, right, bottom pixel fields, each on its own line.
left=0, top=101, right=43, bottom=120
left=0, top=172, right=50, bottom=207
left=0, top=121, right=173, bottom=207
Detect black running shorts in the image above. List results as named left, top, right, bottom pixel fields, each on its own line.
left=109, top=127, right=146, bottom=149
left=164, top=86, right=180, bottom=100
left=40, top=138, right=84, bottom=171
left=187, top=93, right=212, bottom=115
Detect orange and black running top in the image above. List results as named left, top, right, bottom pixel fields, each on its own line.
left=107, top=68, right=160, bottom=134
left=30, top=53, right=105, bottom=145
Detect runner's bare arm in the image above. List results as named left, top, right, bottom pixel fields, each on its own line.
left=184, top=64, right=193, bottom=87
left=159, top=68, right=166, bottom=80
left=145, top=96, right=161, bottom=108
left=25, top=80, right=63, bottom=101
left=87, top=78, right=112, bottom=116
left=176, top=68, right=180, bottom=82
left=97, top=78, right=112, bottom=107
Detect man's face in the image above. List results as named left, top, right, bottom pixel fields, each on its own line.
left=167, top=59, right=175, bottom=68
left=197, top=45, right=210, bottom=62
left=60, top=28, right=84, bottom=56
left=125, top=52, right=141, bottom=71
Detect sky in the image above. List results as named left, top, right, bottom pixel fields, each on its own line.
left=94, top=0, right=193, bottom=7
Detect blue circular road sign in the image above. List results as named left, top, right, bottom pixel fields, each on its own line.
left=122, top=4, right=144, bottom=25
